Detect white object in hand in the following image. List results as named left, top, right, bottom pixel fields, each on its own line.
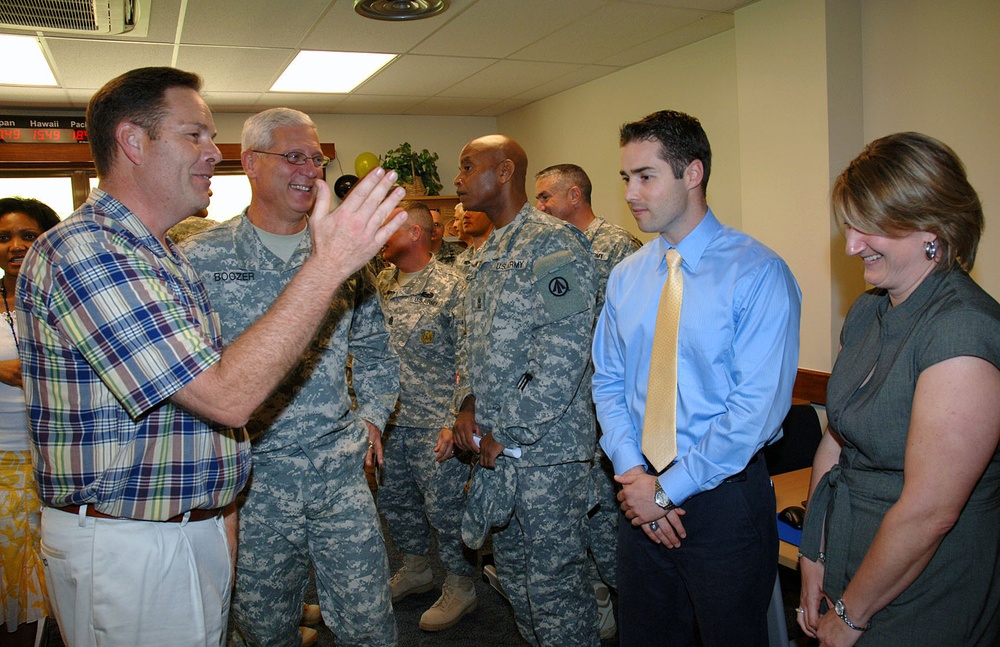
left=472, top=434, right=522, bottom=458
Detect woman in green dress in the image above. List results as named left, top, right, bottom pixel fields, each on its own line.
left=797, top=132, right=1000, bottom=646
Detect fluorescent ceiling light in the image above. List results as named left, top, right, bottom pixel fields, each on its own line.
left=0, top=35, right=57, bottom=86
left=271, top=51, right=396, bottom=93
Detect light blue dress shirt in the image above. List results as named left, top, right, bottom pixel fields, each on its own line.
left=593, top=209, right=801, bottom=505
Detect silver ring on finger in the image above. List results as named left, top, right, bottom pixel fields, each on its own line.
left=650, top=521, right=660, bottom=531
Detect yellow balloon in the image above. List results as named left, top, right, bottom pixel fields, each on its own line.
left=354, top=152, right=379, bottom=178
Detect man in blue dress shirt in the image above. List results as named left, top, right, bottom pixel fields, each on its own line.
left=592, top=110, right=801, bottom=646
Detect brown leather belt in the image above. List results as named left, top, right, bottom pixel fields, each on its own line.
left=54, top=504, right=222, bottom=523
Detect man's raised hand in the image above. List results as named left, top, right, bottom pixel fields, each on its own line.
left=309, top=168, right=408, bottom=279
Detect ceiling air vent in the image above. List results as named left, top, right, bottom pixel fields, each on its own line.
left=354, top=0, right=449, bottom=21
left=0, top=0, right=139, bottom=35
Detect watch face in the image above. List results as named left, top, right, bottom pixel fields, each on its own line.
left=835, top=600, right=845, bottom=616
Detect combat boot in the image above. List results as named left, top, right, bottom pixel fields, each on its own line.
left=594, top=581, right=617, bottom=639
left=419, top=572, right=478, bottom=632
left=301, top=603, right=322, bottom=626
left=390, top=553, right=434, bottom=601
left=299, top=626, right=319, bottom=646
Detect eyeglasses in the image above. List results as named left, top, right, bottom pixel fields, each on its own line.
left=252, top=150, right=331, bottom=169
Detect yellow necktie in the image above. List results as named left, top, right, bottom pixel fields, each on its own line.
left=642, top=248, right=683, bottom=472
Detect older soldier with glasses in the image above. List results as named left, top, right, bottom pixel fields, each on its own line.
left=181, top=107, right=402, bottom=647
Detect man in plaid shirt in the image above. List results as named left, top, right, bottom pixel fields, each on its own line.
left=15, top=66, right=405, bottom=647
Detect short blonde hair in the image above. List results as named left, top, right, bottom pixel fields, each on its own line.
left=832, top=132, right=983, bottom=271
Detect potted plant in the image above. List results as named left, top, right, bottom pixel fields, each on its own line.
left=380, top=142, right=443, bottom=196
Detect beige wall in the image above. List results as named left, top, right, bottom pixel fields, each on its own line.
left=498, top=31, right=742, bottom=238
left=498, top=0, right=999, bottom=371
left=861, top=0, right=1000, bottom=300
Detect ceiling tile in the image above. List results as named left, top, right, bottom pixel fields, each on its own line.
left=176, top=45, right=295, bottom=93
left=623, top=0, right=753, bottom=11
left=0, top=0, right=755, bottom=117
left=319, top=95, right=422, bottom=115
left=474, top=98, right=535, bottom=116
left=251, top=92, right=351, bottom=113
left=412, top=0, right=603, bottom=58
left=597, top=11, right=734, bottom=67
left=302, top=0, right=456, bottom=53
left=509, top=64, right=621, bottom=102
left=512, top=3, right=709, bottom=65
left=440, top=60, right=583, bottom=99
left=180, top=0, right=332, bottom=47
left=201, top=92, right=269, bottom=113
left=405, top=96, right=499, bottom=116
left=44, top=39, right=174, bottom=88
left=354, top=55, right=494, bottom=96
left=116, top=0, right=184, bottom=43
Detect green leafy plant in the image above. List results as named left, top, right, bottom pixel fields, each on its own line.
left=380, top=142, right=443, bottom=195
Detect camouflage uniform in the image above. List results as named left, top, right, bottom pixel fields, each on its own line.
left=435, top=240, right=466, bottom=265
left=583, top=217, right=643, bottom=590
left=181, top=213, right=399, bottom=647
left=453, top=245, right=479, bottom=275
left=375, top=258, right=472, bottom=576
left=166, top=215, right=217, bottom=243
left=457, top=203, right=599, bottom=647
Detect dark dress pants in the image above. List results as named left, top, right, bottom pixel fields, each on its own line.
left=617, top=457, right=777, bottom=647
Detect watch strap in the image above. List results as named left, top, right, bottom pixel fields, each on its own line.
left=835, top=599, right=871, bottom=632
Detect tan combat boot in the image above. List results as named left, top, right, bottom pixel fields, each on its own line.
left=390, top=553, right=434, bottom=602
left=418, top=572, right=478, bottom=632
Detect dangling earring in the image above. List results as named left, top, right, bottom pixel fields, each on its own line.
left=924, top=239, right=938, bottom=261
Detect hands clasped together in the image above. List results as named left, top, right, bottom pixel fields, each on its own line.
left=616, top=466, right=687, bottom=548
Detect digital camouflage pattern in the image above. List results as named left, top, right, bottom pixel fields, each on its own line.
left=435, top=239, right=466, bottom=266
left=376, top=257, right=464, bottom=429
left=376, top=258, right=472, bottom=576
left=584, top=216, right=641, bottom=590
left=494, top=461, right=597, bottom=647
left=379, top=425, right=473, bottom=575
left=584, top=216, right=643, bottom=316
left=456, top=203, right=597, bottom=466
left=229, top=430, right=395, bottom=647
left=457, top=203, right=599, bottom=647
left=181, top=212, right=399, bottom=647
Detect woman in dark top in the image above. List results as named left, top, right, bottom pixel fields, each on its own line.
left=797, top=133, right=1000, bottom=646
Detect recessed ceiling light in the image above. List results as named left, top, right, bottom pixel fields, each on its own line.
left=0, top=34, right=57, bottom=86
left=354, top=0, right=449, bottom=21
left=270, top=50, right=396, bottom=93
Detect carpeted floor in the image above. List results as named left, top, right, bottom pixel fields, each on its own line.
left=301, top=523, right=621, bottom=647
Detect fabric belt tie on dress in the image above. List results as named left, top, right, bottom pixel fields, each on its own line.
left=53, top=504, right=222, bottom=523
left=799, top=464, right=852, bottom=599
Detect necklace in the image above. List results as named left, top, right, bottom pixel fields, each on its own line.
left=1, top=280, right=17, bottom=346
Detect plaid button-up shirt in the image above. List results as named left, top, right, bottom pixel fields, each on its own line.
left=16, top=189, right=250, bottom=521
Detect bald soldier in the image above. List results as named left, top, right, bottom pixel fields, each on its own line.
left=452, top=135, right=599, bottom=647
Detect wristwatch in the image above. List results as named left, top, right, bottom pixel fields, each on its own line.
left=653, top=479, right=675, bottom=511
left=834, top=598, right=871, bottom=632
